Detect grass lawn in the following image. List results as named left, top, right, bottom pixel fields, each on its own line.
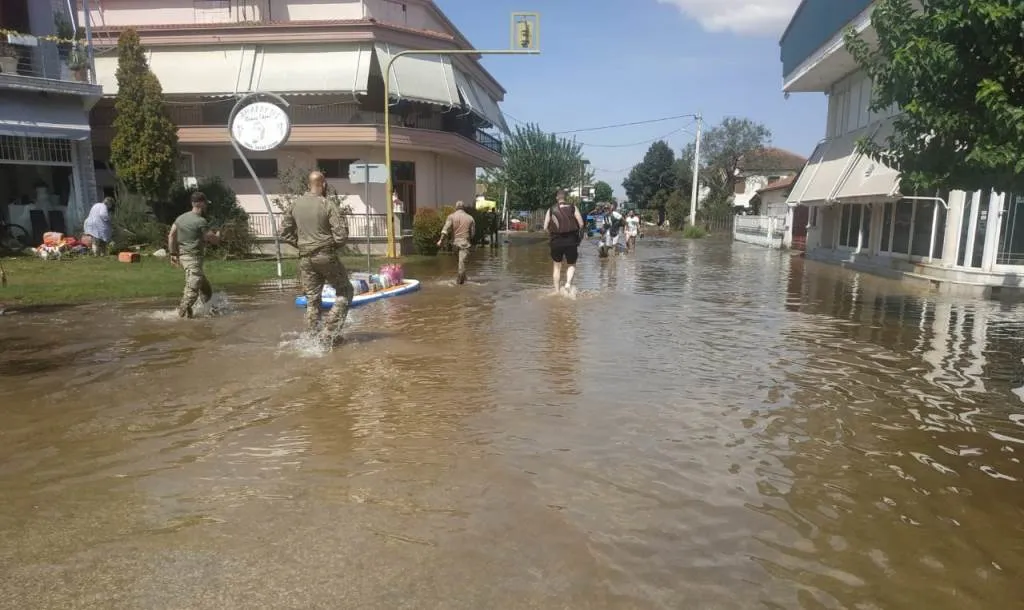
left=0, top=254, right=434, bottom=307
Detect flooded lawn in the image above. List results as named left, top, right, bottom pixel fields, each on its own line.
left=1, top=237, right=1022, bottom=609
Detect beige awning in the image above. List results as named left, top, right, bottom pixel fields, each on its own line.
left=374, top=42, right=459, bottom=107
left=831, top=117, right=902, bottom=203
left=252, top=44, right=373, bottom=94
left=786, top=131, right=861, bottom=206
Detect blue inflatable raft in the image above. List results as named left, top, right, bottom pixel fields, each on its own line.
left=295, top=279, right=421, bottom=309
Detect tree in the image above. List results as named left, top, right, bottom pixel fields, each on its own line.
left=623, top=141, right=676, bottom=224
left=593, top=180, right=614, bottom=203
left=486, top=123, right=588, bottom=211
left=699, top=117, right=771, bottom=201
left=845, top=0, right=1024, bottom=193
left=109, top=29, right=179, bottom=201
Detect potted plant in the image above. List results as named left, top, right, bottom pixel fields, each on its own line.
left=66, top=45, right=89, bottom=82
left=0, top=42, right=19, bottom=75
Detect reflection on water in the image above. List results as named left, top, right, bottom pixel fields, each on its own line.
left=0, top=238, right=1023, bottom=608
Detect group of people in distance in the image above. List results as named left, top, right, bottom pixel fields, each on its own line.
left=543, top=189, right=642, bottom=295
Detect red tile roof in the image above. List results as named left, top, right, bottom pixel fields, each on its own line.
left=757, top=176, right=796, bottom=194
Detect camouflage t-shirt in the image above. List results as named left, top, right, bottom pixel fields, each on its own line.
left=174, top=211, right=209, bottom=256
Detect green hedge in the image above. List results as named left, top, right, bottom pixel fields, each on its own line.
left=412, top=209, right=444, bottom=255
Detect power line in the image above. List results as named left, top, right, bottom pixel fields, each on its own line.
left=501, top=111, right=698, bottom=136
left=576, top=122, right=695, bottom=148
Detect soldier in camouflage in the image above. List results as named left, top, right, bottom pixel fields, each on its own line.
left=280, top=171, right=353, bottom=344
left=168, top=191, right=221, bottom=318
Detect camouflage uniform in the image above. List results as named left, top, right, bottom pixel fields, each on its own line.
left=440, top=208, right=475, bottom=284
left=298, top=252, right=353, bottom=335
left=281, top=193, right=352, bottom=340
left=171, top=210, right=213, bottom=318
left=178, top=254, right=212, bottom=317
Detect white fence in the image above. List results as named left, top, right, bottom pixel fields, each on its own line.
left=733, top=215, right=786, bottom=249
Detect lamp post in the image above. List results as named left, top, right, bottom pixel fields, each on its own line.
left=382, top=13, right=541, bottom=258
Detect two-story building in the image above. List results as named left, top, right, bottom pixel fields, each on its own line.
left=81, top=0, right=508, bottom=250
left=1, top=0, right=100, bottom=246
left=781, top=0, right=1024, bottom=297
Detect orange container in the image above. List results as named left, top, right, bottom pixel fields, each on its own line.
left=118, top=252, right=140, bottom=263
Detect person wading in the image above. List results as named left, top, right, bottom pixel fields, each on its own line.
left=438, top=200, right=475, bottom=284
left=280, top=171, right=354, bottom=344
left=168, top=191, right=221, bottom=318
left=543, top=188, right=584, bottom=293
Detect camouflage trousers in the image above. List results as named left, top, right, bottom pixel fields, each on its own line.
left=454, top=240, right=470, bottom=283
left=300, top=251, right=353, bottom=337
left=177, top=255, right=212, bottom=318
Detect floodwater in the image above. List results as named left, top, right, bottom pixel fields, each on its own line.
left=2, top=236, right=1023, bottom=609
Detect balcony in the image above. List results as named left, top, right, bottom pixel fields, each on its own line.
left=92, top=98, right=503, bottom=155
left=0, top=36, right=100, bottom=93
left=780, top=0, right=873, bottom=92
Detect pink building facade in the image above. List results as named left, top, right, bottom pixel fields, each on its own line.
left=82, top=0, right=508, bottom=251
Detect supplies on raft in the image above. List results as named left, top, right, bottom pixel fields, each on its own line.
left=348, top=264, right=405, bottom=295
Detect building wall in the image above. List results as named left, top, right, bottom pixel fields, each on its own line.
left=82, top=0, right=363, bottom=27
left=762, top=191, right=789, bottom=218
left=734, top=172, right=797, bottom=208
left=134, top=145, right=475, bottom=216
left=825, top=71, right=900, bottom=138
left=363, top=0, right=446, bottom=31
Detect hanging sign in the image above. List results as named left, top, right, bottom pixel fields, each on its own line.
left=230, top=102, right=291, bottom=152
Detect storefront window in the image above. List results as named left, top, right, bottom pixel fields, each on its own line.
left=839, top=204, right=852, bottom=247
left=880, top=202, right=893, bottom=251
left=996, top=192, right=1024, bottom=265
left=861, top=205, right=871, bottom=249
left=891, top=200, right=914, bottom=254
left=972, top=204, right=989, bottom=268
left=909, top=200, right=946, bottom=258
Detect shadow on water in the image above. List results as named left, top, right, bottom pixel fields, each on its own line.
left=1, top=238, right=1024, bottom=608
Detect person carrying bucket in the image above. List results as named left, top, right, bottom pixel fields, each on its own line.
left=280, top=171, right=353, bottom=344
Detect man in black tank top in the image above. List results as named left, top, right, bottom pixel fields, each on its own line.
left=543, top=188, right=585, bottom=293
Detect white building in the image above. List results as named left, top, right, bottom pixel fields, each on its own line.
left=781, top=0, right=1024, bottom=298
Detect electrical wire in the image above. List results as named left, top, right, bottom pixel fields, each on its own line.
left=575, top=123, right=696, bottom=148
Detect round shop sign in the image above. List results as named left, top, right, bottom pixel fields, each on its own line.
left=230, top=101, right=291, bottom=152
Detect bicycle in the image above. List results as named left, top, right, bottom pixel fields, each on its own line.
left=0, top=219, right=31, bottom=254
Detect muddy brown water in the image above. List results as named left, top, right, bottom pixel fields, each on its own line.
left=1, top=237, right=1023, bottom=609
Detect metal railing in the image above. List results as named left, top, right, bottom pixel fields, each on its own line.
left=0, top=38, right=94, bottom=85
left=247, top=212, right=397, bottom=239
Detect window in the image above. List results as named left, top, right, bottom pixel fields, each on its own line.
left=861, top=204, right=871, bottom=248
left=838, top=204, right=867, bottom=248
left=734, top=180, right=746, bottom=195
left=910, top=200, right=941, bottom=258
left=317, top=158, right=357, bottom=179
left=233, top=158, right=278, bottom=179
left=891, top=200, right=913, bottom=254
left=846, top=82, right=860, bottom=134
left=880, top=202, right=894, bottom=251
left=996, top=192, right=1024, bottom=265
left=392, top=161, right=415, bottom=182
left=839, top=204, right=852, bottom=246
left=178, top=152, right=196, bottom=177
left=956, top=192, right=974, bottom=266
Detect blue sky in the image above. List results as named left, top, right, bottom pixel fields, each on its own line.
left=437, top=0, right=824, bottom=196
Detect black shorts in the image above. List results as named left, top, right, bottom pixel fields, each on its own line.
left=550, top=235, right=579, bottom=264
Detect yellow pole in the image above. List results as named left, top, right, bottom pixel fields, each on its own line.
left=382, top=46, right=538, bottom=258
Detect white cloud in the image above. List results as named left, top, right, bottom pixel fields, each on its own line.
left=656, top=0, right=801, bottom=36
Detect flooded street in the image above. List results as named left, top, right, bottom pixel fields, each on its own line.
left=2, top=236, right=1023, bottom=609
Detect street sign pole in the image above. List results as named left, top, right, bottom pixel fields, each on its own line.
left=228, top=92, right=291, bottom=284
left=349, top=161, right=389, bottom=271
left=382, top=12, right=540, bottom=258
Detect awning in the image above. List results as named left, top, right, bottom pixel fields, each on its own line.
left=0, top=95, right=90, bottom=140
left=95, top=46, right=252, bottom=95
left=373, top=42, right=458, bottom=107
left=786, top=129, right=862, bottom=206
left=252, top=44, right=372, bottom=94
left=95, top=44, right=374, bottom=96
left=454, top=68, right=509, bottom=134
left=831, top=117, right=902, bottom=203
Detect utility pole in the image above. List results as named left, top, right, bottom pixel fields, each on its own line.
left=689, top=113, right=702, bottom=228
left=579, top=159, right=589, bottom=205
left=382, top=13, right=541, bottom=257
